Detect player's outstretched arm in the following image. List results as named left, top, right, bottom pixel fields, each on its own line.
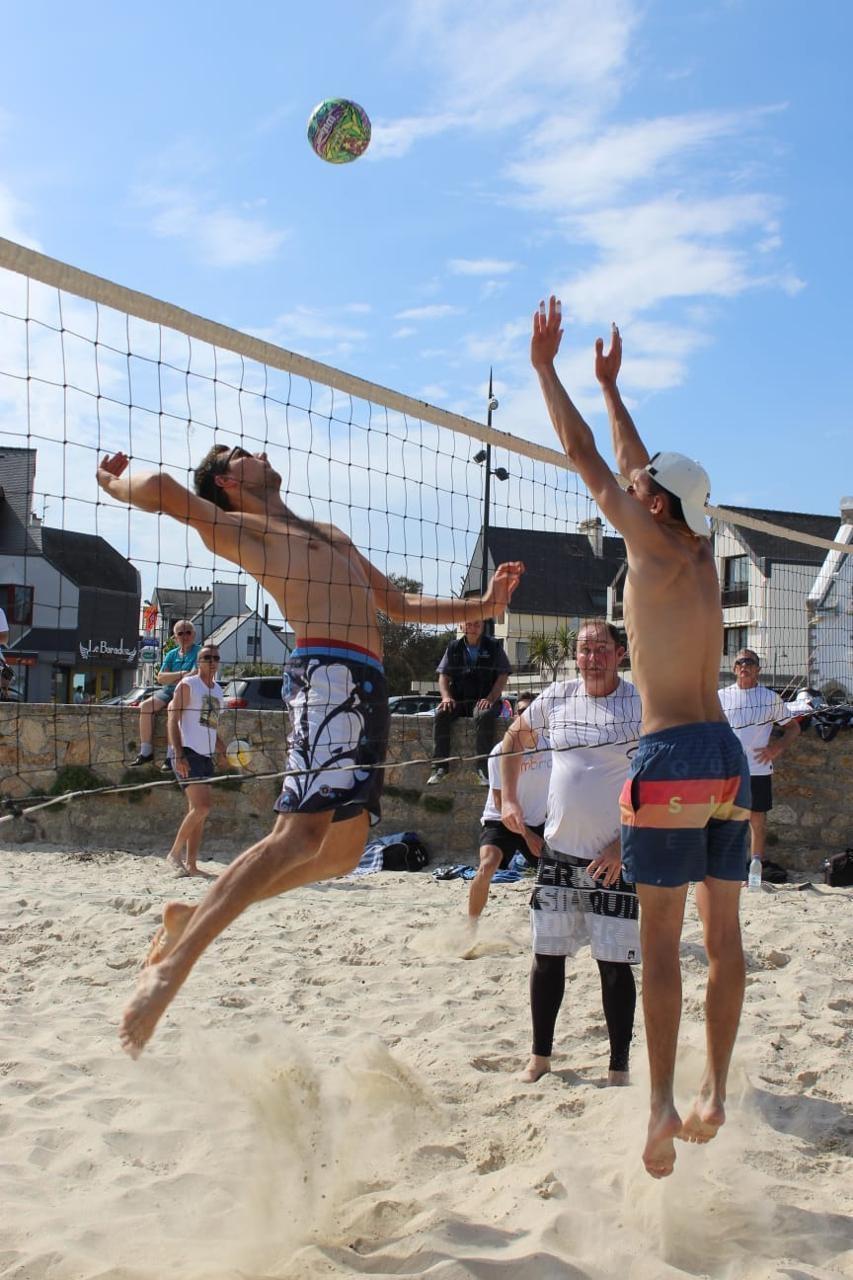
left=531, top=299, right=657, bottom=548
left=594, top=324, right=650, bottom=481
left=96, top=452, right=244, bottom=559
left=363, top=558, right=525, bottom=626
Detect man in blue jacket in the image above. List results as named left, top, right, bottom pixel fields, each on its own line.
left=428, top=619, right=512, bottom=786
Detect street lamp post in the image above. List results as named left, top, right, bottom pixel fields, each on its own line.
left=473, top=369, right=509, bottom=637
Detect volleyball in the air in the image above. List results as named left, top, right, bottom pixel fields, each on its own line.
left=307, top=98, right=371, bottom=164
left=225, top=739, right=253, bottom=770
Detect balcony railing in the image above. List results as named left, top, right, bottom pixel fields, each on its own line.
left=721, top=586, right=749, bottom=607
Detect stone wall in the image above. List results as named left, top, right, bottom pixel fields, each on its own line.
left=0, top=705, right=850, bottom=874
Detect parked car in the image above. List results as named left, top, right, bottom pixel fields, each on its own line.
left=221, top=676, right=286, bottom=711
left=100, top=685, right=160, bottom=707
left=388, top=694, right=440, bottom=718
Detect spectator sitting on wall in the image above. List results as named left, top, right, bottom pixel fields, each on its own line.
left=130, top=620, right=201, bottom=771
left=427, top=619, right=512, bottom=787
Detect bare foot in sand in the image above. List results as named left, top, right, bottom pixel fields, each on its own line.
left=120, top=964, right=183, bottom=1058
left=608, top=1069, right=630, bottom=1087
left=643, top=1105, right=682, bottom=1178
left=166, top=852, right=184, bottom=872
left=520, top=1054, right=551, bottom=1083
left=679, top=1094, right=725, bottom=1144
left=144, top=901, right=195, bottom=967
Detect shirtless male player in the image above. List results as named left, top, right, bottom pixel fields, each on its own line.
left=97, top=446, right=523, bottom=1056
left=530, top=299, right=749, bottom=1179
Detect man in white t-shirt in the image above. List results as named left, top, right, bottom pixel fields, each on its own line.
left=502, top=619, right=643, bottom=1087
left=468, top=692, right=551, bottom=921
left=718, top=649, right=800, bottom=870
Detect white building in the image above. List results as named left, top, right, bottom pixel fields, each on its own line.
left=713, top=505, right=840, bottom=690
left=142, top=580, right=293, bottom=674
left=806, top=498, right=853, bottom=698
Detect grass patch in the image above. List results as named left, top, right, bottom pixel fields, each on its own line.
left=384, top=783, right=422, bottom=804
left=118, top=764, right=166, bottom=802
left=420, top=793, right=454, bottom=814
left=49, top=765, right=108, bottom=797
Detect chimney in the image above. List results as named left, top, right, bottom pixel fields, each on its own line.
left=840, top=496, right=853, bottom=524
left=579, top=517, right=604, bottom=558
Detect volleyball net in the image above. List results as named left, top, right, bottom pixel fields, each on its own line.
left=0, top=237, right=850, bottom=815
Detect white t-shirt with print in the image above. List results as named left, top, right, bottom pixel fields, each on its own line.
left=177, top=675, right=224, bottom=757
left=524, top=678, right=642, bottom=860
left=718, top=683, right=795, bottom=776
left=481, top=733, right=551, bottom=826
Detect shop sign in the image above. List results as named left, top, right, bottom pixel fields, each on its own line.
left=79, top=638, right=139, bottom=664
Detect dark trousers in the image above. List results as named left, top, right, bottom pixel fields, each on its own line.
left=530, top=953, right=636, bottom=1072
left=432, top=700, right=500, bottom=768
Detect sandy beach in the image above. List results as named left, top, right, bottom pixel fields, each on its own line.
left=1, top=845, right=852, bottom=1279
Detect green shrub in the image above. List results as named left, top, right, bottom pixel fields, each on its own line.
left=384, top=783, right=421, bottom=804
left=420, top=793, right=454, bottom=814
left=49, top=765, right=107, bottom=797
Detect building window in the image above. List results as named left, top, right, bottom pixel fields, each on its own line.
left=723, top=626, right=748, bottom=660
left=515, top=639, right=529, bottom=666
left=721, top=556, right=749, bottom=607
left=245, top=632, right=260, bottom=653
left=2, top=584, right=34, bottom=625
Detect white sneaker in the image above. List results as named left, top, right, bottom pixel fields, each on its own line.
left=477, top=769, right=490, bottom=787
left=427, top=767, right=448, bottom=785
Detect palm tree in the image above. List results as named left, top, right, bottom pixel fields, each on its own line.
left=554, top=624, right=578, bottom=673
left=527, top=632, right=559, bottom=683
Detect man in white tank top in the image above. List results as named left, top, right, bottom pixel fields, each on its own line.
left=166, top=644, right=226, bottom=875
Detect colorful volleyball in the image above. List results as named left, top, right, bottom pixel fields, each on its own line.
left=307, top=98, right=371, bottom=164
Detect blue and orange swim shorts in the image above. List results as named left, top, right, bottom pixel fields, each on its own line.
left=620, top=721, right=750, bottom=887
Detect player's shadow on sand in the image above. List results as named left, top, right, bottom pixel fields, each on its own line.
left=751, top=1083, right=853, bottom=1156
left=767, top=1202, right=853, bottom=1270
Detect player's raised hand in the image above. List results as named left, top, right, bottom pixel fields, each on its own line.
left=96, top=452, right=130, bottom=494
left=594, top=323, right=622, bottom=387
left=530, top=296, right=563, bottom=370
left=484, top=561, right=525, bottom=615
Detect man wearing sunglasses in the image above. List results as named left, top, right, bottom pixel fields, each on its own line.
left=166, top=645, right=227, bottom=876
left=130, top=620, right=200, bottom=770
left=532, top=298, right=749, bottom=1180
left=718, top=650, right=800, bottom=874
left=96, top=445, right=523, bottom=1056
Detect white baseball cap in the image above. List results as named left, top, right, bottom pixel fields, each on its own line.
left=644, top=451, right=711, bottom=537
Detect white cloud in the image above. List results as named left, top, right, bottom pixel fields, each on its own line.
left=137, top=186, right=289, bottom=267
left=395, top=303, right=461, bottom=321
left=448, top=258, right=518, bottom=276
left=393, top=326, right=416, bottom=339
left=373, top=0, right=635, bottom=157
left=507, top=111, right=756, bottom=213
left=260, top=306, right=369, bottom=359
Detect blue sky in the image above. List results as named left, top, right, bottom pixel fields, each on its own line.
left=0, top=0, right=850, bottom=542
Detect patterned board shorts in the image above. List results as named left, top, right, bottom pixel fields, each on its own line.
left=274, top=643, right=389, bottom=826
left=530, top=843, right=641, bottom=964
left=620, top=721, right=750, bottom=887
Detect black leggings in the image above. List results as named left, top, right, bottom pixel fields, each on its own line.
left=530, top=952, right=636, bottom=1073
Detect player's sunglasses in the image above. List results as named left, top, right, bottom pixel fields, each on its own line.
left=199, top=654, right=221, bottom=662
left=734, top=658, right=758, bottom=666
